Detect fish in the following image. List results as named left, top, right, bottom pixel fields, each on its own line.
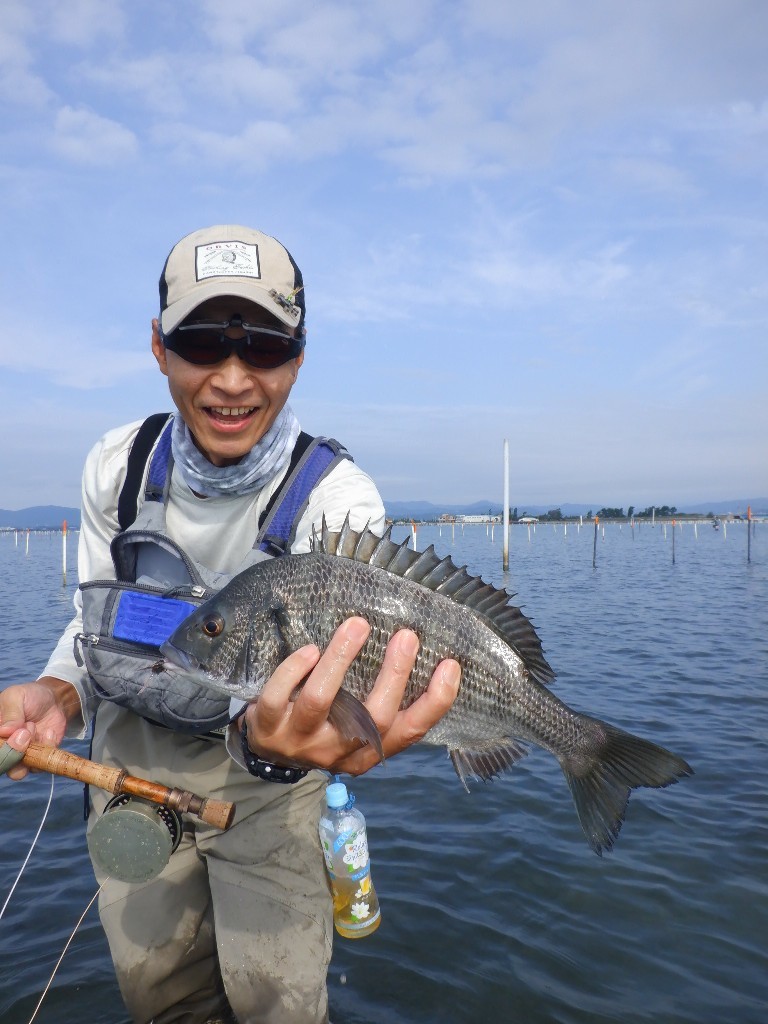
left=161, top=517, right=693, bottom=854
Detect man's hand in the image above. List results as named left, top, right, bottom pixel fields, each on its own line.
left=242, top=617, right=460, bottom=776
left=0, top=678, right=78, bottom=780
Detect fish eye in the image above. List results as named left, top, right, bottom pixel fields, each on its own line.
left=201, top=615, right=224, bottom=638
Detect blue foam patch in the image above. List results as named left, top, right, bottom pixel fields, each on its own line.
left=113, top=591, right=196, bottom=647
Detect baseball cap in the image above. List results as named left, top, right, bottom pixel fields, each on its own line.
left=159, top=224, right=306, bottom=334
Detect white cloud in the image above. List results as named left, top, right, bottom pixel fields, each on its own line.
left=46, top=0, right=126, bottom=47
left=609, top=157, right=699, bottom=199
left=51, top=105, right=138, bottom=164
left=155, top=118, right=297, bottom=166
left=0, top=1, right=53, bottom=108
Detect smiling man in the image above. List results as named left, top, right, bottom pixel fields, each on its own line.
left=0, top=225, right=460, bottom=1024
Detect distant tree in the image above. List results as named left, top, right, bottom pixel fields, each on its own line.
left=636, top=504, right=678, bottom=518
left=596, top=507, right=625, bottom=519
left=627, top=505, right=634, bottom=519
left=541, top=508, right=563, bottom=521
left=587, top=510, right=593, bottom=519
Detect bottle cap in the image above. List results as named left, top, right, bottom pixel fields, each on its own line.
left=326, top=782, right=349, bottom=809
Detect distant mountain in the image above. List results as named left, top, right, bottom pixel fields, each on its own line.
left=0, top=506, right=80, bottom=529
left=3, top=496, right=765, bottom=531
left=383, top=499, right=594, bottom=520
left=678, top=498, right=768, bottom=515
left=384, top=497, right=768, bottom=520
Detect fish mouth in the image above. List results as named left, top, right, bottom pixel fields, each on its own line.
left=159, top=641, right=203, bottom=673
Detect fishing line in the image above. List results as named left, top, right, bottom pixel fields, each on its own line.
left=25, top=883, right=103, bottom=1024
left=0, top=773, right=55, bottom=922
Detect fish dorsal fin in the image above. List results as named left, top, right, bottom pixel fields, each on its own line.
left=311, top=516, right=555, bottom=687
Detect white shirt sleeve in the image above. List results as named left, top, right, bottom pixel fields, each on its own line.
left=40, top=421, right=143, bottom=736
left=41, top=425, right=387, bottom=743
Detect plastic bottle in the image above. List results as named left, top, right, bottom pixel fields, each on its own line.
left=318, top=780, right=381, bottom=939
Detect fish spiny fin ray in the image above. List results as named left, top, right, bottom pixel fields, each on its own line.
left=315, top=516, right=555, bottom=687
left=449, top=740, right=529, bottom=789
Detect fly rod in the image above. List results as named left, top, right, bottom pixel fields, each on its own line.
left=0, top=741, right=235, bottom=830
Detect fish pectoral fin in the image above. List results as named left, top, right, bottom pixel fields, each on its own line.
left=269, top=605, right=293, bottom=662
left=328, top=690, right=385, bottom=763
left=449, top=740, right=529, bottom=791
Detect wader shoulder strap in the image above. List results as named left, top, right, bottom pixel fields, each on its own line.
left=256, top=433, right=351, bottom=555
left=117, top=413, right=174, bottom=531
left=116, top=417, right=351, bottom=554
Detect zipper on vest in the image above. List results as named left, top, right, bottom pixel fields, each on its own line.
left=74, top=632, right=163, bottom=664
left=79, top=579, right=210, bottom=600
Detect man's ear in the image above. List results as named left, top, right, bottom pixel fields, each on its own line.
left=151, top=319, right=168, bottom=376
left=291, top=350, right=304, bottom=381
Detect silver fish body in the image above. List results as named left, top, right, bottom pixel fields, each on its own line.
left=162, top=519, right=692, bottom=854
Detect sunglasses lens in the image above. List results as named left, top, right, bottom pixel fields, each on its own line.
left=164, top=327, right=302, bottom=368
left=165, top=330, right=227, bottom=365
left=242, top=334, right=300, bottom=369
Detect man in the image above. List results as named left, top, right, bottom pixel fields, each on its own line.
left=0, top=225, right=460, bottom=1024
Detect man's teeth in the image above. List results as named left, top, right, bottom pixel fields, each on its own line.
left=212, top=407, right=254, bottom=417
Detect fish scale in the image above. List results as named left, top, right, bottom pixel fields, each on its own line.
left=162, top=517, right=693, bottom=854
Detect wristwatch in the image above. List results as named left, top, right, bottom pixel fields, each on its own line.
left=240, top=720, right=309, bottom=784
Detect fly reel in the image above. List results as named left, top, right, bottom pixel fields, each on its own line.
left=87, top=794, right=183, bottom=883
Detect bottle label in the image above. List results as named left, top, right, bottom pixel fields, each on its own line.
left=339, top=902, right=381, bottom=933
left=322, top=827, right=370, bottom=880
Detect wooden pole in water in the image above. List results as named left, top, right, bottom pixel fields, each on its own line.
left=502, top=439, right=509, bottom=571
left=672, top=518, right=676, bottom=564
left=62, top=519, right=68, bottom=586
left=592, top=516, right=599, bottom=568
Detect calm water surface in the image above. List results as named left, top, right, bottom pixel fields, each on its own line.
left=0, top=521, right=766, bottom=1024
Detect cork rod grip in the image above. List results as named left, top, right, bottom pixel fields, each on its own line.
left=18, top=742, right=236, bottom=830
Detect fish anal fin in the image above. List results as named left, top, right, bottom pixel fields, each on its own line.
left=328, top=689, right=385, bottom=763
left=449, top=739, right=529, bottom=790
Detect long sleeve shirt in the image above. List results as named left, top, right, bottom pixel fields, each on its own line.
left=42, top=419, right=386, bottom=736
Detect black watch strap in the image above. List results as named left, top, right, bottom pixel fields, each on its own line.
left=240, top=721, right=308, bottom=784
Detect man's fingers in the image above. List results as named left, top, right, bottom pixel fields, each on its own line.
left=288, top=618, right=370, bottom=736
left=337, top=658, right=461, bottom=775
left=2, top=727, right=32, bottom=780
left=389, top=657, right=461, bottom=745
left=363, top=629, right=419, bottom=726
left=254, top=645, right=322, bottom=730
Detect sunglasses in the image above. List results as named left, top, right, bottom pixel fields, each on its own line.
left=162, top=316, right=305, bottom=369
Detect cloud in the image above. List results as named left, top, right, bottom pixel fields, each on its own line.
left=0, top=1, right=54, bottom=108
left=46, top=0, right=126, bottom=47
left=156, top=118, right=297, bottom=167
left=609, top=157, right=699, bottom=199
left=51, top=105, right=138, bottom=164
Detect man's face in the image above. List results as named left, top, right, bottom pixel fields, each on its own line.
left=151, top=297, right=304, bottom=467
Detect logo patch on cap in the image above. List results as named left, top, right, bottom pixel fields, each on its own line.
left=195, top=241, right=260, bottom=281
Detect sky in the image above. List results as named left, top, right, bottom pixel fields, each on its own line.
left=1, top=0, right=766, bottom=512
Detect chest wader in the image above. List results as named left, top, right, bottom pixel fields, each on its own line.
left=75, top=413, right=351, bottom=735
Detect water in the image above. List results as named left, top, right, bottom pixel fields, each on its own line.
left=1, top=521, right=766, bottom=1024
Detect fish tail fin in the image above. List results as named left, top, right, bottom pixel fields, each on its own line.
left=328, top=689, right=385, bottom=763
left=562, top=719, right=693, bottom=856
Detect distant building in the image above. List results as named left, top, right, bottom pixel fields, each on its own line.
left=518, top=516, right=539, bottom=524
left=438, top=514, right=501, bottom=524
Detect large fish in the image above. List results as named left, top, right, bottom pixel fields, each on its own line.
left=161, top=518, right=692, bottom=854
